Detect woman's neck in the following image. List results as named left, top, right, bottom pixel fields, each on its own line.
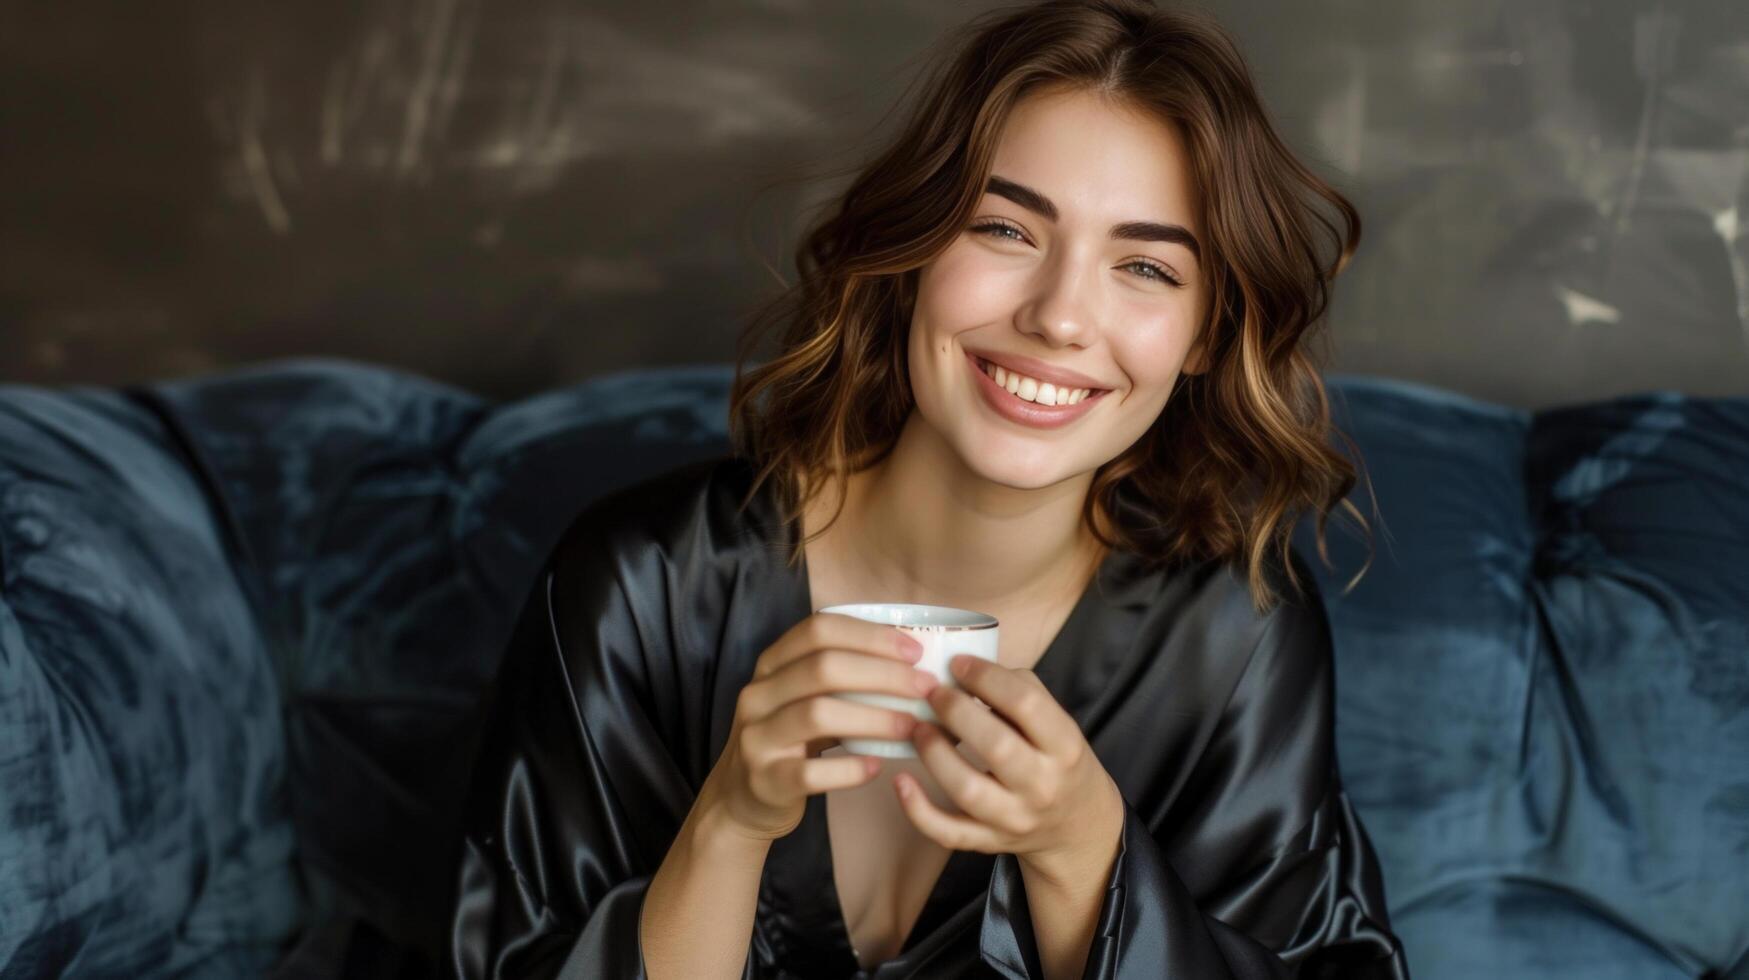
left=801, top=412, right=1107, bottom=613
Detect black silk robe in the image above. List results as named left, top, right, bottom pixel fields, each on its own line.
left=446, top=454, right=1410, bottom=979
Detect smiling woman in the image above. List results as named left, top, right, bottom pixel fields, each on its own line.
left=730, top=5, right=1370, bottom=619
left=447, top=2, right=1407, bottom=979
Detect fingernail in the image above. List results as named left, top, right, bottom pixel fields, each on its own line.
left=897, top=631, right=924, bottom=661
left=912, top=670, right=939, bottom=695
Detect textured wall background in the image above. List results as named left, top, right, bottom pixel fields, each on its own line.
left=3, top=0, right=1746, bottom=406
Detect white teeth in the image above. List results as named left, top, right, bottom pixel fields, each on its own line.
left=982, top=359, right=1092, bottom=407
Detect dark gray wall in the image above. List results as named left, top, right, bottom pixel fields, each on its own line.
left=3, top=0, right=1746, bottom=406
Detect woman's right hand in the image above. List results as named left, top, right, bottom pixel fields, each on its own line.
left=700, top=612, right=941, bottom=842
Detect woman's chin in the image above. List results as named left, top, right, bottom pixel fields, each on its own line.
left=955, top=440, right=1085, bottom=491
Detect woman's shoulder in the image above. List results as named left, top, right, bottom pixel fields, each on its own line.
left=1142, top=541, right=1333, bottom=689
left=525, top=454, right=797, bottom=701
left=1209, top=543, right=1335, bottom=705
left=1140, top=537, right=1327, bottom=623
left=1110, top=478, right=1326, bottom=639
left=542, top=452, right=780, bottom=586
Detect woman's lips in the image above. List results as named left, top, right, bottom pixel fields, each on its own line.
left=965, top=350, right=1108, bottom=430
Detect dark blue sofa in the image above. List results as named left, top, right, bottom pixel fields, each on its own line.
left=1, top=358, right=1744, bottom=979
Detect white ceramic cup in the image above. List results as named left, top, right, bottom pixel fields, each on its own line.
left=818, top=602, right=1000, bottom=759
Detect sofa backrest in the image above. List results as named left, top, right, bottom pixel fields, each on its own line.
left=1294, top=377, right=1749, bottom=978
left=3, top=358, right=1745, bottom=978
left=129, top=358, right=739, bottom=971
left=0, top=384, right=300, bottom=977
left=0, top=358, right=738, bottom=977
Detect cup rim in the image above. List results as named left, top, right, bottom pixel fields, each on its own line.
left=818, top=602, right=998, bottom=630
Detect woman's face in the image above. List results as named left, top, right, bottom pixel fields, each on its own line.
left=907, top=85, right=1210, bottom=491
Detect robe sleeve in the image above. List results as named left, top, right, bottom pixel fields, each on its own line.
left=443, top=520, right=760, bottom=980
left=978, top=567, right=1411, bottom=980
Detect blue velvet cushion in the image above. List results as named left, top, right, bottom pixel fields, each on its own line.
left=127, top=359, right=738, bottom=972
left=0, top=360, right=737, bottom=977
left=1295, top=378, right=1749, bottom=979
left=0, top=386, right=299, bottom=977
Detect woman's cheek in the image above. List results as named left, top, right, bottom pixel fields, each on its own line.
left=1125, top=308, right=1202, bottom=384
left=926, top=249, right=1025, bottom=323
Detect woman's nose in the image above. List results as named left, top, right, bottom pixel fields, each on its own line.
left=1022, top=259, right=1096, bottom=347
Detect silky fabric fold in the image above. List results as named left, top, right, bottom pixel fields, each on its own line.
left=446, top=454, right=1410, bottom=978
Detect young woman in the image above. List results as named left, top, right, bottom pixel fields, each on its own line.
left=447, top=1, right=1407, bottom=977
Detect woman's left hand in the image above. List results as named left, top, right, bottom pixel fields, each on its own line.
left=894, top=654, right=1123, bottom=878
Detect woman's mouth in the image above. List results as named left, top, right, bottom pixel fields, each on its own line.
left=965, top=351, right=1110, bottom=430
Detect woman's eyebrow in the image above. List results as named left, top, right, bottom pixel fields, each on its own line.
left=986, top=174, right=1201, bottom=259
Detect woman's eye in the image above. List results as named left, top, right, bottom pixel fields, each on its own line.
left=970, top=220, right=1026, bottom=243
left=1124, top=260, right=1184, bottom=287
left=969, top=221, right=1183, bottom=288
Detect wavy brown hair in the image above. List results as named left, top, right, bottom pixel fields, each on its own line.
left=728, top=0, right=1375, bottom=615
